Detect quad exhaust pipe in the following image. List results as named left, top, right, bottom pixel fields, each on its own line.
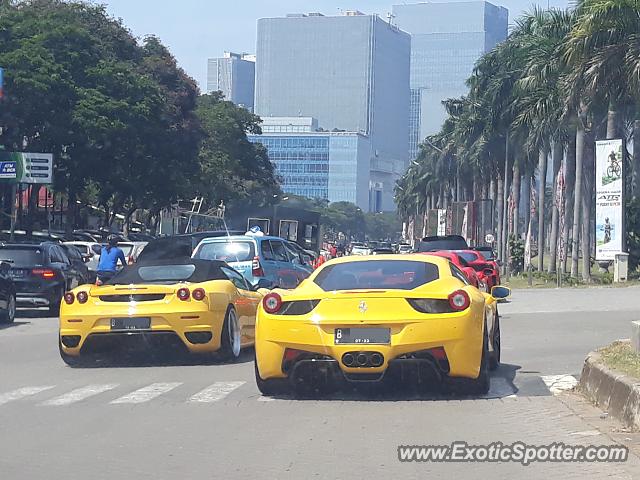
left=341, top=351, right=384, bottom=368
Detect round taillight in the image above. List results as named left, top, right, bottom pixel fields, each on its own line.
left=64, top=292, right=75, bottom=305
left=177, top=287, right=190, bottom=301
left=192, top=288, right=206, bottom=301
left=76, top=291, right=89, bottom=304
left=448, top=290, right=471, bottom=311
left=263, top=293, right=282, bottom=314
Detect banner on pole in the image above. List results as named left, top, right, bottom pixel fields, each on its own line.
left=0, top=152, right=53, bottom=184
left=595, top=139, right=624, bottom=260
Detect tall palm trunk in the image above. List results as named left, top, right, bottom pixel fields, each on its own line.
left=537, top=149, right=548, bottom=272
left=571, top=108, right=586, bottom=277
left=512, top=161, right=521, bottom=239
left=548, top=142, right=562, bottom=273
left=496, top=175, right=504, bottom=258
left=633, top=118, right=640, bottom=199
left=522, top=170, right=531, bottom=240
left=581, top=133, right=595, bottom=282
left=501, top=137, right=511, bottom=264
left=562, top=136, right=576, bottom=274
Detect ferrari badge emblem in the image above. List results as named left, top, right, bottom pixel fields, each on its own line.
left=358, top=301, right=368, bottom=314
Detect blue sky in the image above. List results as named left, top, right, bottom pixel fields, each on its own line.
left=99, top=0, right=568, bottom=90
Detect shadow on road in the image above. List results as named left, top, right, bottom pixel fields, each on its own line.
left=265, top=362, right=524, bottom=402
left=0, top=320, right=31, bottom=330
left=16, top=308, right=56, bottom=319
left=63, top=346, right=255, bottom=369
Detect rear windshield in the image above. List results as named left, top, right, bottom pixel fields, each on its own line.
left=194, top=241, right=255, bottom=263
left=455, top=252, right=478, bottom=263
left=314, top=260, right=439, bottom=291
left=418, top=237, right=468, bottom=252
left=119, top=245, right=134, bottom=256
left=477, top=250, right=494, bottom=260
left=137, top=265, right=196, bottom=282
left=0, top=248, right=44, bottom=267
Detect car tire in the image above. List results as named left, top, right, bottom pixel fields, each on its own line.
left=218, top=305, right=241, bottom=361
left=254, top=358, right=288, bottom=396
left=58, top=339, right=83, bottom=367
left=0, top=293, right=16, bottom=324
left=489, top=313, right=501, bottom=371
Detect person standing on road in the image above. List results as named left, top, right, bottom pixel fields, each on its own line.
left=96, top=234, right=127, bottom=285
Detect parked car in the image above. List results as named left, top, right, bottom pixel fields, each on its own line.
left=192, top=235, right=312, bottom=288
left=0, top=261, right=16, bottom=324
left=63, top=241, right=103, bottom=281
left=137, top=231, right=245, bottom=263
left=61, top=244, right=91, bottom=285
left=0, top=242, right=85, bottom=314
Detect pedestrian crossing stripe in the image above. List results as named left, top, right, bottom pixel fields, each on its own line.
left=41, top=384, right=119, bottom=406
left=189, top=382, right=246, bottom=403
left=0, top=386, right=55, bottom=406
left=541, top=374, right=578, bottom=395
left=110, top=382, right=182, bottom=404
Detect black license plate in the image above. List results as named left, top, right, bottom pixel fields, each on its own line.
left=110, top=317, right=151, bottom=330
left=334, top=327, right=390, bottom=345
left=9, top=269, right=27, bottom=279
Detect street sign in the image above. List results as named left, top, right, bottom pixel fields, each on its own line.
left=0, top=152, right=54, bottom=184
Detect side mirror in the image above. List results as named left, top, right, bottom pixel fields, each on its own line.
left=491, top=286, right=511, bottom=299
left=254, top=278, right=276, bottom=290
left=0, top=261, right=10, bottom=274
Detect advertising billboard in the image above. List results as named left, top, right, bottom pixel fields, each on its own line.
left=0, top=152, right=53, bottom=184
left=595, top=139, right=624, bottom=260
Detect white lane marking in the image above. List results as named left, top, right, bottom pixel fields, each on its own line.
left=40, top=384, right=118, bottom=406
left=541, top=374, right=578, bottom=395
left=110, top=382, right=182, bottom=404
left=257, top=395, right=276, bottom=402
left=189, top=382, right=245, bottom=403
left=569, top=430, right=602, bottom=437
left=0, top=386, right=55, bottom=406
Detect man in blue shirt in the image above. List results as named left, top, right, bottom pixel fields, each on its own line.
left=96, top=235, right=127, bottom=285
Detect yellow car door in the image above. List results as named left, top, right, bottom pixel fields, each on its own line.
left=221, top=267, right=261, bottom=344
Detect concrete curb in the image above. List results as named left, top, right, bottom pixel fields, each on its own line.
left=578, top=351, right=640, bottom=430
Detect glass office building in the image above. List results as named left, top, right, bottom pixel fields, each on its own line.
left=392, top=2, right=508, bottom=159
left=249, top=118, right=378, bottom=211
left=255, top=12, right=410, bottom=211
left=207, top=52, right=256, bottom=111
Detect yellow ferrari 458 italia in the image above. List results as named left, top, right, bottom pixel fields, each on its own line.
left=59, top=258, right=266, bottom=366
left=255, top=254, right=510, bottom=396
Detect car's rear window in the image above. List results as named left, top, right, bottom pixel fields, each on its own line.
left=0, top=248, right=44, bottom=267
left=137, top=265, right=196, bottom=282
left=314, top=260, right=439, bottom=291
left=194, top=241, right=255, bottom=262
left=455, top=251, right=478, bottom=263
left=477, top=250, right=494, bottom=260
left=119, top=244, right=134, bottom=256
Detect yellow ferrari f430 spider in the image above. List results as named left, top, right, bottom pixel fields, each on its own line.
left=59, top=258, right=267, bottom=365
left=254, top=254, right=510, bottom=396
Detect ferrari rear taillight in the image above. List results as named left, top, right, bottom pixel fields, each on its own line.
left=406, top=298, right=456, bottom=314
left=64, top=292, right=75, bottom=305
left=252, top=256, right=264, bottom=277
left=263, top=293, right=282, bottom=314
left=192, top=288, right=206, bottom=301
left=76, top=291, right=89, bottom=304
left=448, top=290, right=471, bottom=311
left=177, top=287, right=190, bottom=301
left=33, top=268, right=55, bottom=279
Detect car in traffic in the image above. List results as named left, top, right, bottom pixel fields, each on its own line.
left=118, top=241, right=148, bottom=265
left=0, top=242, right=85, bottom=314
left=136, top=230, right=245, bottom=263
left=371, top=248, right=395, bottom=255
left=417, top=234, right=469, bottom=252
left=254, top=254, right=509, bottom=396
left=59, top=258, right=269, bottom=365
left=397, top=243, right=413, bottom=254
left=453, top=249, right=501, bottom=289
left=350, top=243, right=372, bottom=256
left=61, top=244, right=91, bottom=285
left=421, top=250, right=483, bottom=290
left=192, top=235, right=312, bottom=288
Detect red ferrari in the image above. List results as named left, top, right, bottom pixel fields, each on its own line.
left=420, top=251, right=482, bottom=290
left=453, top=249, right=501, bottom=289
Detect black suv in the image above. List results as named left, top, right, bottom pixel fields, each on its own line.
left=0, top=242, right=86, bottom=315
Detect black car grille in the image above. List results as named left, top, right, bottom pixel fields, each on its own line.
left=98, top=294, right=166, bottom=302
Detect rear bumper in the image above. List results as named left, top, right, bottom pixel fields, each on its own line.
left=255, top=311, right=484, bottom=382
